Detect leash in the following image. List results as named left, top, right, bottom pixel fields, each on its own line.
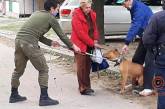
left=85, top=52, right=108, bottom=60
left=57, top=45, right=109, bottom=60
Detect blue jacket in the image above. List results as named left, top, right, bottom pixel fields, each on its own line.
left=125, top=0, right=153, bottom=45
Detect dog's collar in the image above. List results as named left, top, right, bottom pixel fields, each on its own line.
left=114, top=58, right=122, bottom=67
left=113, top=56, right=125, bottom=67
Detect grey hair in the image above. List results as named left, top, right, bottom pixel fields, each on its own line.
left=79, top=0, right=92, bottom=7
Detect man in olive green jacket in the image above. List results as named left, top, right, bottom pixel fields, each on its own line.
left=9, top=0, right=80, bottom=106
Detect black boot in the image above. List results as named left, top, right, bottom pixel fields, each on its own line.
left=9, top=87, right=27, bottom=103
left=39, top=87, right=59, bottom=106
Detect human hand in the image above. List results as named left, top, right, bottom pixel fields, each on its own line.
left=94, top=43, right=104, bottom=49
left=72, top=44, right=81, bottom=52
left=122, top=44, right=129, bottom=54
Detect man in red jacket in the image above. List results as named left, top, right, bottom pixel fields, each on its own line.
left=71, top=0, right=102, bottom=95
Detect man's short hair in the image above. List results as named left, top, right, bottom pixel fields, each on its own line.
left=44, top=0, right=59, bottom=11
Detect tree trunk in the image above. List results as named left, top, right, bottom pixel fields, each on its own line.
left=92, top=0, right=105, bottom=44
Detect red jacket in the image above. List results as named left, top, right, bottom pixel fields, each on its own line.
left=71, top=8, right=99, bottom=53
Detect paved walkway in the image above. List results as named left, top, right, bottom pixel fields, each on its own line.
left=0, top=43, right=147, bottom=109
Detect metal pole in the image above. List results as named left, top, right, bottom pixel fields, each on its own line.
left=23, top=0, right=25, bottom=17
left=32, top=0, right=35, bottom=12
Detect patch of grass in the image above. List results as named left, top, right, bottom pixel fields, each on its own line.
left=0, top=20, right=57, bottom=38
left=100, top=70, right=109, bottom=76
left=7, top=16, right=17, bottom=19
left=0, top=21, right=24, bottom=32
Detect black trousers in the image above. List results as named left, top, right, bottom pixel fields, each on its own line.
left=153, top=68, right=165, bottom=109
left=132, top=39, right=155, bottom=89
left=143, top=50, right=155, bottom=89
left=132, top=39, right=146, bottom=65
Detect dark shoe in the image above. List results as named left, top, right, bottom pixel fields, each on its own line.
left=9, top=94, right=27, bottom=103
left=88, top=89, right=95, bottom=93
left=132, top=85, right=144, bottom=91
left=80, top=89, right=95, bottom=96
left=9, top=88, right=27, bottom=103
left=39, top=96, right=59, bottom=106
left=39, top=87, right=59, bottom=106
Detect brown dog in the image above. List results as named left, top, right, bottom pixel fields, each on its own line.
left=104, top=49, right=144, bottom=94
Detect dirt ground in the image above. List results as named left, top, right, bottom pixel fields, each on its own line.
left=53, top=40, right=157, bottom=109
left=0, top=36, right=157, bottom=109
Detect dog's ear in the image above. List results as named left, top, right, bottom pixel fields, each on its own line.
left=103, top=52, right=111, bottom=59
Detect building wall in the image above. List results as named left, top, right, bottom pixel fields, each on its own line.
left=5, top=1, right=19, bottom=17
left=1, top=0, right=52, bottom=18
left=19, top=0, right=33, bottom=15
left=36, top=0, right=44, bottom=11
left=0, top=0, right=6, bottom=14
left=0, top=2, right=2, bottom=12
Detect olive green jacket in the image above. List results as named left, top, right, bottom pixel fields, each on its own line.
left=16, top=10, right=72, bottom=48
